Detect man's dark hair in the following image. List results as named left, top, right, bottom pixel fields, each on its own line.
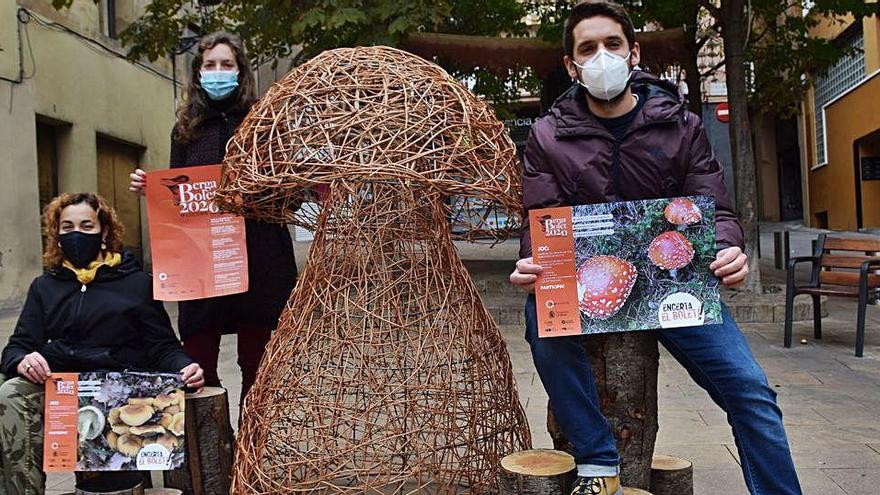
left=563, top=1, right=637, bottom=58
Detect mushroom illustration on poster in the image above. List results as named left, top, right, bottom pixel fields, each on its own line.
left=530, top=196, right=722, bottom=337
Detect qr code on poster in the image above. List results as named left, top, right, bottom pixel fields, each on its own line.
left=55, top=380, right=74, bottom=395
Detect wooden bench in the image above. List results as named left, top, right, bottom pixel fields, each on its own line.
left=784, top=234, right=880, bottom=357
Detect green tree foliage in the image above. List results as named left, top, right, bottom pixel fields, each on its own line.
left=526, top=0, right=878, bottom=117
left=52, top=0, right=535, bottom=113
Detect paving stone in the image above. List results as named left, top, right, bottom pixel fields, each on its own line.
left=652, top=443, right=740, bottom=469
left=792, top=444, right=880, bottom=469
left=692, top=468, right=750, bottom=495
left=793, top=468, right=848, bottom=494
left=822, top=468, right=880, bottom=495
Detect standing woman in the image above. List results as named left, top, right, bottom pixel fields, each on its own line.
left=130, top=32, right=296, bottom=405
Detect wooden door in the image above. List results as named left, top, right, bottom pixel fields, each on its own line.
left=97, top=137, right=143, bottom=261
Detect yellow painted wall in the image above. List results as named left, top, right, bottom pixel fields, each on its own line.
left=0, top=0, right=177, bottom=308
left=810, top=73, right=880, bottom=230
left=809, top=14, right=856, bottom=40
left=803, top=15, right=880, bottom=230
left=860, top=137, right=880, bottom=228
left=865, top=16, right=880, bottom=72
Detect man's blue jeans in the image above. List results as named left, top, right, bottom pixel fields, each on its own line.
left=525, top=294, right=802, bottom=495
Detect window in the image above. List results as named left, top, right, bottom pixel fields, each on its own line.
left=813, top=29, right=865, bottom=166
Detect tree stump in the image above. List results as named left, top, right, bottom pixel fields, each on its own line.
left=73, top=472, right=145, bottom=495
left=650, top=455, right=693, bottom=495
left=71, top=483, right=144, bottom=495
left=163, top=387, right=234, bottom=495
left=547, top=331, right=660, bottom=489
left=498, top=449, right=577, bottom=494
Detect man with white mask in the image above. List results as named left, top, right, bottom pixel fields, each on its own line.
left=509, top=2, right=802, bottom=494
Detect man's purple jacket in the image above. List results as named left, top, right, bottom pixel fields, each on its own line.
left=520, top=71, right=744, bottom=259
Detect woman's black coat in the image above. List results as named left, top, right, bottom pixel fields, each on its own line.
left=1, top=252, right=194, bottom=375
left=170, top=100, right=297, bottom=340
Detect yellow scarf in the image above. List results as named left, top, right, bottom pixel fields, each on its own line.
left=63, top=252, right=122, bottom=285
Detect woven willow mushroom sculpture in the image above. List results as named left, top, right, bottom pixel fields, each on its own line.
left=215, top=46, right=531, bottom=494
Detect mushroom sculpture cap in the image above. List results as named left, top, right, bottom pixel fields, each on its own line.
left=648, top=231, right=695, bottom=270
left=215, top=46, right=522, bottom=239
left=576, top=255, right=638, bottom=320
left=664, top=198, right=702, bottom=226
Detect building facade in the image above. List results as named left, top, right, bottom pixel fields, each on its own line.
left=801, top=14, right=880, bottom=231
left=0, top=0, right=179, bottom=309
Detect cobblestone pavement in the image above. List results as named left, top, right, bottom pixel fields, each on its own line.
left=1, top=224, right=876, bottom=494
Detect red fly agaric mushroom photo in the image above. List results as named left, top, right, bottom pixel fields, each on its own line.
left=577, top=255, right=638, bottom=320
left=648, top=231, right=695, bottom=271
left=664, top=197, right=703, bottom=228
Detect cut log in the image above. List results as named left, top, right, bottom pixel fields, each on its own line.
left=163, top=387, right=234, bottom=495
left=498, top=449, right=577, bottom=495
left=548, top=332, right=660, bottom=489
left=73, top=471, right=145, bottom=495
left=73, top=483, right=144, bottom=495
left=650, top=455, right=693, bottom=495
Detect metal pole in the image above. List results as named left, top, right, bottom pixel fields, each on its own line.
left=774, top=231, right=783, bottom=270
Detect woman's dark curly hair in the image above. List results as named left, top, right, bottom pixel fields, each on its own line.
left=42, top=193, right=124, bottom=270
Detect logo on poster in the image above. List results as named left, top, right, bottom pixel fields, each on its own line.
left=176, top=179, right=220, bottom=215
left=542, top=217, right=568, bottom=237
left=658, top=292, right=705, bottom=328
left=136, top=443, right=172, bottom=470
left=55, top=380, right=74, bottom=395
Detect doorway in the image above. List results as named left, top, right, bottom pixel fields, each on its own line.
left=96, top=136, right=144, bottom=261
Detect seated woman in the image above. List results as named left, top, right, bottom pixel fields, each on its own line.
left=0, top=193, right=204, bottom=494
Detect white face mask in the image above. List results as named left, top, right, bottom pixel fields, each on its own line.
left=572, top=49, right=633, bottom=101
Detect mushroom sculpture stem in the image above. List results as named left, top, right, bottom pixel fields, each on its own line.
left=217, top=46, right=531, bottom=493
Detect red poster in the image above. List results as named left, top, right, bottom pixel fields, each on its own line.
left=43, top=373, right=79, bottom=472
left=530, top=207, right=582, bottom=338
left=146, top=165, right=248, bottom=301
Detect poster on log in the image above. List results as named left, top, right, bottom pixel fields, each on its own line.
left=145, top=164, right=248, bottom=301
left=44, top=371, right=186, bottom=472
left=530, top=196, right=721, bottom=338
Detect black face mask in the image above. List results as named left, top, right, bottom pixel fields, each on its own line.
left=59, top=231, right=103, bottom=268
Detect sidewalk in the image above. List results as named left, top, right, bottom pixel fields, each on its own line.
left=0, top=224, right=877, bottom=494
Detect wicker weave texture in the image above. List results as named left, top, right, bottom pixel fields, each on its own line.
left=216, top=46, right=532, bottom=494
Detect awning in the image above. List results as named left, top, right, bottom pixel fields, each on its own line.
left=400, top=28, right=688, bottom=79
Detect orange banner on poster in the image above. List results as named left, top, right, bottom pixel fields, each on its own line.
left=529, top=207, right=582, bottom=338
left=43, top=373, right=78, bottom=472
left=146, top=165, right=248, bottom=301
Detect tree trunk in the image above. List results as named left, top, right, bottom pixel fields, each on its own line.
left=498, top=449, right=577, bottom=495
left=547, top=332, right=660, bottom=489
left=650, top=455, right=694, bottom=495
left=682, top=0, right=704, bottom=116
left=163, top=387, right=234, bottom=495
left=719, top=0, right=762, bottom=293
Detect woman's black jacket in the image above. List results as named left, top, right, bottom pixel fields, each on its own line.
left=0, top=252, right=194, bottom=376
left=170, top=99, right=297, bottom=339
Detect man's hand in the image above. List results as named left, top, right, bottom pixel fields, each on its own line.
left=17, top=352, right=51, bottom=384
left=180, top=363, right=205, bottom=390
left=710, top=246, right=749, bottom=287
left=510, top=257, right=543, bottom=293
